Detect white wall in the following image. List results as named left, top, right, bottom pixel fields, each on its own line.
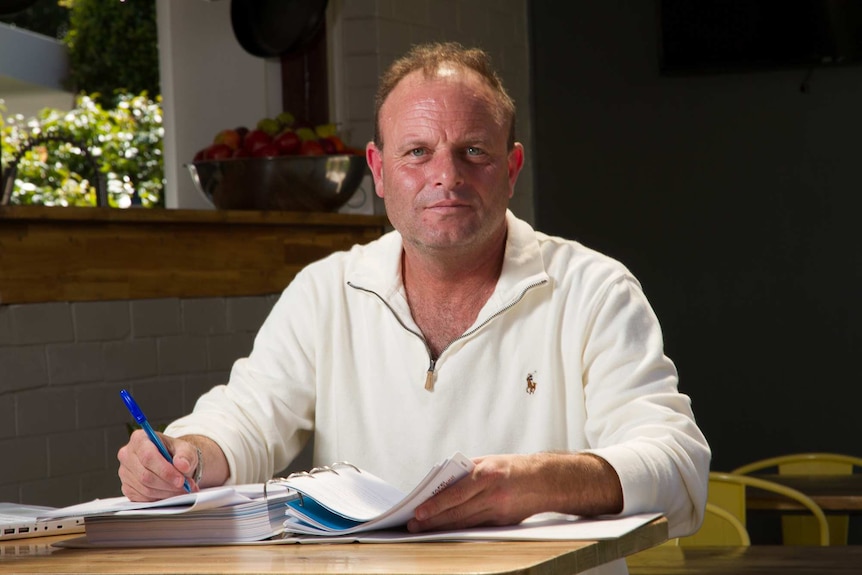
left=155, top=0, right=282, bottom=209
left=0, top=23, right=74, bottom=118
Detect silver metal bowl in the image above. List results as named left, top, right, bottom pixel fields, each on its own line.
left=186, top=155, right=368, bottom=211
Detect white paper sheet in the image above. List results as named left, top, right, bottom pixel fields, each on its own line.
left=39, top=484, right=284, bottom=519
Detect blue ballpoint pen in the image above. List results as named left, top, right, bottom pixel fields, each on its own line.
left=120, top=389, right=191, bottom=493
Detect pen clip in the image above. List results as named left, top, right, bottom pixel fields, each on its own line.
left=120, top=389, right=147, bottom=425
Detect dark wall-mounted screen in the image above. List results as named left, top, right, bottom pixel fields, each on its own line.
left=659, top=0, right=862, bottom=74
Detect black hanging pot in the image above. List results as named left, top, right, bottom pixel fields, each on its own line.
left=230, top=0, right=328, bottom=58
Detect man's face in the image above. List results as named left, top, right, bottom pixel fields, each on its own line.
left=367, top=68, right=524, bottom=256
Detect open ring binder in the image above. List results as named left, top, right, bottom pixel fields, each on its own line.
left=264, top=462, right=361, bottom=505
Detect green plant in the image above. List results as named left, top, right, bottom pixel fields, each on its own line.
left=1, top=92, right=165, bottom=207
left=61, top=0, right=159, bottom=109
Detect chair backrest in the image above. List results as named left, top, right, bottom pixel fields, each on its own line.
left=679, top=502, right=751, bottom=546
left=732, top=452, right=862, bottom=476
left=732, top=452, right=861, bottom=545
left=680, top=472, right=830, bottom=546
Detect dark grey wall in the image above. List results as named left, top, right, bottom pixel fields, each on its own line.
left=530, top=1, right=862, bottom=472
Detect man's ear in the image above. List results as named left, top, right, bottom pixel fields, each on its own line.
left=507, top=143, right=525, bottom=197
left=366, top=142, right=385, bottom=198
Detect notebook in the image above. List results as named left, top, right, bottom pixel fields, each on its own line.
left=278, top=452, right=475, bottom=536
left=0, top=503, right=85, bottom=541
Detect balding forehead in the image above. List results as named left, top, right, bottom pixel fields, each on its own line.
left=376, top=65, right=516, bottom=149
left=385, top=68, right=505, bottom=119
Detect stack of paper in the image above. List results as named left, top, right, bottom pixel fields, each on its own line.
left=83, top=492, right=293, bottom=546
left=42, top=484, right=295, bottom=546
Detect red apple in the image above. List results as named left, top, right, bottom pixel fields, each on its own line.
left=325, top=135, right=347, bottom=153
left=252, top=143, right=280, bottom=157
left=274, top=130, right=301, bottom=155
left=317, top=137, right=337, bottom=155
left=202, top=143, right=233, bottom=160
left=243, top=129, right=272, bottom=154
left=213, top=129, right=241, bottom=150
left=300, top=140, right=325, bottom=156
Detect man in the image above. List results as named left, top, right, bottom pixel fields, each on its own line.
left=118, top=42, right=709, bottom=563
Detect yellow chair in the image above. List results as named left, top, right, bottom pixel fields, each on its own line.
left=652, top=502, right=750, bottom=549
left=687, top=502, right=751, bottom=546
left=733, top=452, right=862, bottom=545
left=679, top=472, right=830, bottom=546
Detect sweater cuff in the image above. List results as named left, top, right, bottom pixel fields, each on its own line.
left=584, top=444, right=656, bottom=516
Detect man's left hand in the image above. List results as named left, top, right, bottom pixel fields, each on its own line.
left=407, top=452, right=623, bottom=532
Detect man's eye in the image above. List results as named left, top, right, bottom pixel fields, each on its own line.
left=409, top=148, right=426, bottom=157
left=466, top=147, right=484, bottom=156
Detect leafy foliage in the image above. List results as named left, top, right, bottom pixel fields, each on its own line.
left=62, top=0, right=159, bottom=109
left=1, top=93, right=165, bottom=207
left=0, top=0, right=164, bottom=207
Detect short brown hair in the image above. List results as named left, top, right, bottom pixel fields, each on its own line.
left=373, top=42, right=516, bottom=149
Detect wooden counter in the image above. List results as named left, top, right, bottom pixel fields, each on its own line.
left=0, top=206, right=389, bottom=304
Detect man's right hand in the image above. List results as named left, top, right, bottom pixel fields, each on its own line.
left=117, top=430, right=203, bottom=501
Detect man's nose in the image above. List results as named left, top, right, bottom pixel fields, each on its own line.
left=428, top=149, right=464, bottom=189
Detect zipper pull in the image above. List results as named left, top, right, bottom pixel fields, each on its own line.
left=424, top=358, right=436, bottom=391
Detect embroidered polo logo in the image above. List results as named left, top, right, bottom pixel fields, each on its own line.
left=526, top=373, right=537, bottom=394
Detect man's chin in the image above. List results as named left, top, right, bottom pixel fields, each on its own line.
left=411, top=227, right=486, bottom=253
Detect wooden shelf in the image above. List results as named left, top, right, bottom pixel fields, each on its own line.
left=0, top=206, right=388, bottom=304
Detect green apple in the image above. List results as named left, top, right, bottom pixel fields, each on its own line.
left=256, top=118, right=280, bottom=136
left=276, top=111, right=296, bottom=129
left=314, top=123, right=338, bottom=138
left=296, top=127, right=317, bottom=141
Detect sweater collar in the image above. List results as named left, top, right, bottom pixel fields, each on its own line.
left=346, top=210, right=550, bottom=306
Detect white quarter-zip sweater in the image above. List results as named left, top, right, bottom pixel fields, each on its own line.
left=167, top=211, right=710, bottom=571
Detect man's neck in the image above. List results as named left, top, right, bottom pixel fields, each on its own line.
left=401, top=234, right=506, bottom=357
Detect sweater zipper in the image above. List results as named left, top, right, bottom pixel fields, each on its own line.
left=347, top=279, right=548, bottom=391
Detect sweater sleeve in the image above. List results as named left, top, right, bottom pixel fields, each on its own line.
left=579, top=275, right=711, bottom=538
left=164, top=271, right=319, bottom=485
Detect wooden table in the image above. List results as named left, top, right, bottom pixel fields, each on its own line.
left=747, top=474, right=862, bottom=513
left=628, top=545, right=862, bottom=574
left=0, top=517, right=666, bottom=574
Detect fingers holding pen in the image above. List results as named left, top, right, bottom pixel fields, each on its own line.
left=167, top=436, right=201, bottom=486
left=117, top=429, right=195, bottom=501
